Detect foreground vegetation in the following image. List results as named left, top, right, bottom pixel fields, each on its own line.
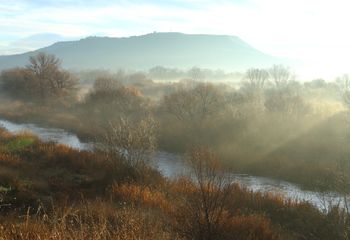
left=1, top=129, right=350, bottom=239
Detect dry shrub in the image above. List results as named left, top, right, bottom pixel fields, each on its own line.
left=168, top=181, right=283, bottom=240
left=169, top=148, right=235, bottom=240
left=100, top=115, right=157, bottom=169
left=109, top=183, right=171, bottom=212
left=168, top=177, right=313, bottom=240
left=0, top=153, right=22, bottom=166
left=0, top=200, right=174, bottom=240
left=219, top=214, right=281, bottom=240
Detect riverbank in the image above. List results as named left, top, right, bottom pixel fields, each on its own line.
left=0, top=127, right=349, bottom=239
left=0, top=98, right=97, bottom=142
left=0, top=92, right=349, bottom=194
left=0, top=107, right=345, bottom=195
left=0, top=118, right=345, bottom=210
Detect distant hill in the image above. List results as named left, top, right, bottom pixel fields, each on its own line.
left=0, top=33, right=75, bottom=56
left=0, top=32, right=287, bottom=72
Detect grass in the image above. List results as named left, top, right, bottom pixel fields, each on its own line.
left=6, top=136, right=35, bottom=152
left=0, top=128, right=349, bottom=239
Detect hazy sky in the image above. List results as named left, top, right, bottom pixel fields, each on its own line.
left=1, top=0, right=350, bottom=78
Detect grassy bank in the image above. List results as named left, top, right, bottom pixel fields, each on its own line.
left=0, top=128, right=350, bottom=239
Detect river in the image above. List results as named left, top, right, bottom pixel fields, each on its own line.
left=0, top=119, right=343, bottom=210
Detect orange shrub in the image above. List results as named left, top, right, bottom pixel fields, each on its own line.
left=220, top=214, right=281, bottom=240
left=109, top=183, right=172, bottom=212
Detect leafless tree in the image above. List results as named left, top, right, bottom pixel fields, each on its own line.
left=243, top=68, right=269, bottom=91
left=27, top=52, right=60, bottom=74
left=241, top=68, right=269, bottom=114
left=264, top=65, right=308, bottom=116
left=99, top=115, right=157, bottom=169
left=269, top=64, right=294, bottom=88
left=0, top=53, right=76, bottom=100
left=0, top=53, right=77, bottom=101
left=173, top=147, right=233, bottom=240
left=26, top=52, right=77, bottom=99
left=162, top=83, right=225, bottom=124
left=189, top=67, right=205, bottom=82
left=336, top=74, right=350, bottom=109
left=264, top=85, right=308, bottom=116
left=92, top=77, right=120, bottom=93
left=85, top=80, right=149, bottom=122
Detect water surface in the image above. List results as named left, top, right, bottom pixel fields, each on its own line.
left=0, top=119, right=342, bottom=210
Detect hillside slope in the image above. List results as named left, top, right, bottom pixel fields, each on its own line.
left=0, top=32, right=285, bottom=71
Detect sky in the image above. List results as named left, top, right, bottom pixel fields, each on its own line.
left=1, top=0, right=350, bottom=79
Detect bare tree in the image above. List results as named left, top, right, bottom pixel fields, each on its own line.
left=243, top=68, right=269, bottom=91
left=173, top=148, right=233, bottom=240
left=99, top=115, right=157, bottom=169
left=269, top=64, right=294, bottom=88
left=336, top=74, right=350, bottom=109
left=189, top=67, right=205, bottom=82
left=27, top=52, right=60, bottom=74
left=85, top=80, right=149, bottom=122
left=92, top=77, right=120, bottom=93
left=264, top=84, right=308, bottom=116
left=162, top=83, right=225, bottom=124
left=0, top=54, right=77, bottom=101
left=265, top=65, right=308, bottom=116
left=241, top=68, right=269, bottom=114
left=30, top=52, right=77, bottom=99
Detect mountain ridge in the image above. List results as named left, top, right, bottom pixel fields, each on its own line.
left=0, top=32, right=287, bottom=71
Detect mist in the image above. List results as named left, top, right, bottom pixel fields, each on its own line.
left=2, top=0, right=350, bottom=239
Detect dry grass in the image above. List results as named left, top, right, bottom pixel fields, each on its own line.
left=0, top=127, right=349, bottom=239
left=109, top=182, right=172, bottom=212
left=0, top=201, right=173, bottom=240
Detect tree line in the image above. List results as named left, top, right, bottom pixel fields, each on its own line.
left=1, top=53, right=350, bottom=191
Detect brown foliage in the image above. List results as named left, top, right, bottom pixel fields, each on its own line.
left=0, top=129, right=350, bottom=239
left=0, top=200, right=173, bottom=240
left=168, top=148, right=236, bottom=240
left=109, top=182, right=171, bottom=211
left=220, top=214, right=281, bottom=240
